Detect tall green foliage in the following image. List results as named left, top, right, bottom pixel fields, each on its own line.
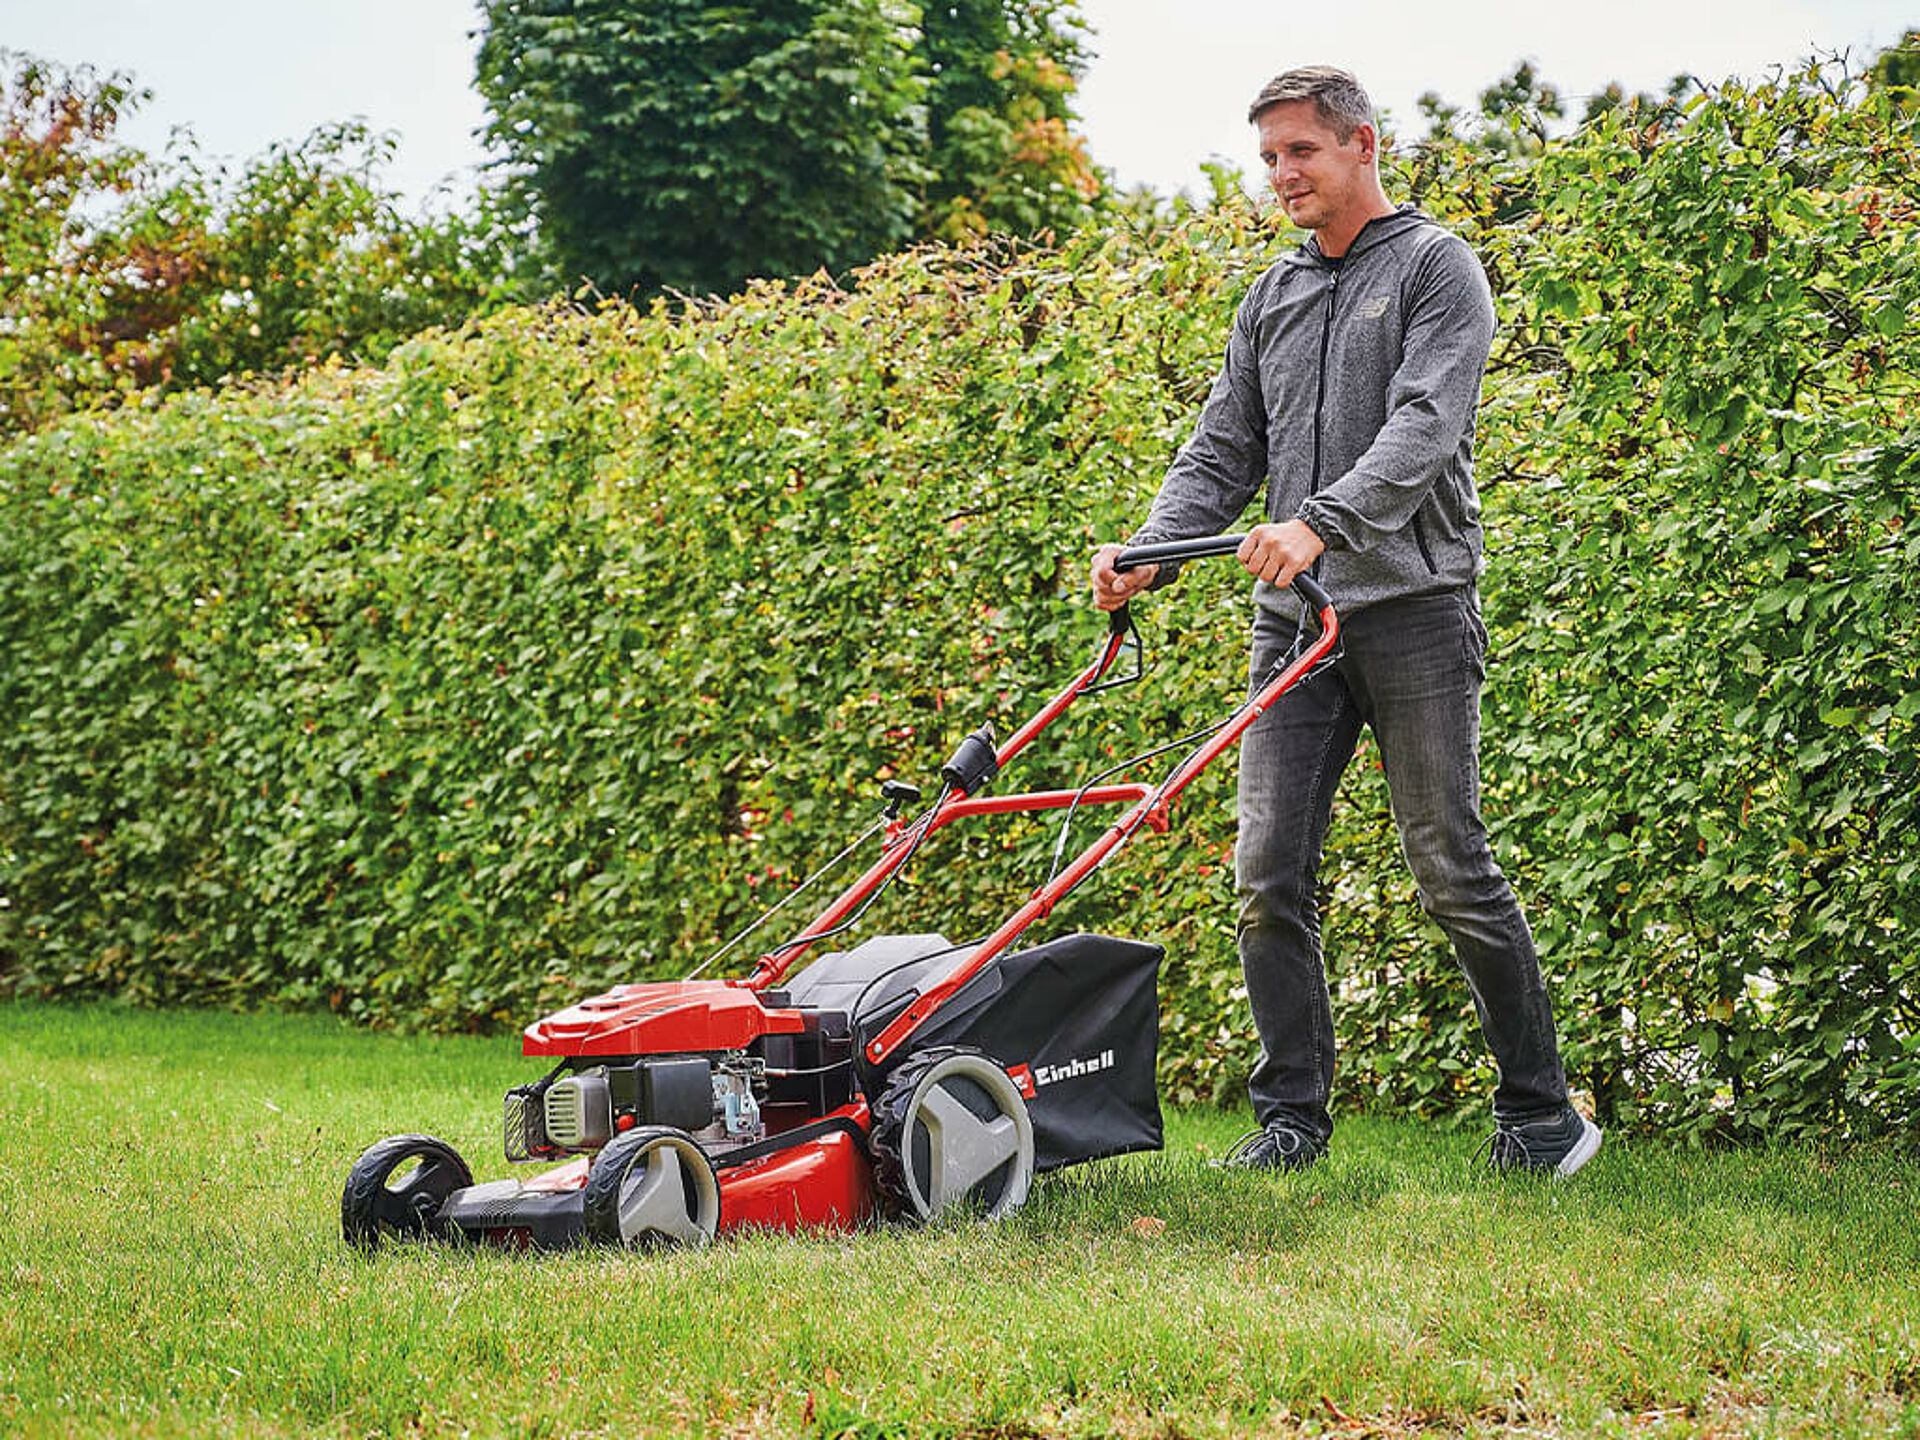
left=474, top=0, right=932, bottom=298
left=1475, top=65, right=1920, bottom=1138
left=919, top=0, right=1098, bottom=240
left=0, top=52, right=523, bottom=437
left=1, top=51, right=147, bottom=434
left=87, top=123, right=524, bottom=393
left=1869, top=29, right=1920, bottom=99
left=472, top=0, right=1096, bottom=297
left=3, top=61, right=1914, bottom=1139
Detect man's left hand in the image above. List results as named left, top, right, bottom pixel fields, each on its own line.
left=1237, top=519, right=1325, bottom=589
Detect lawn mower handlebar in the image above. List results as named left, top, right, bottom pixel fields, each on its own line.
left=1112, top=534, right=1333, bottom=618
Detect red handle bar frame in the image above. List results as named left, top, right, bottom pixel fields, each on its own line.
left=739, top=539, right=1340, bottom=1069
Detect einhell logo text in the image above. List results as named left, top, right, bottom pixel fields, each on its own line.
left=1034, top=1049, right=1114, bottom=1087
left=1008, top=1050, right=1116, bottom=1098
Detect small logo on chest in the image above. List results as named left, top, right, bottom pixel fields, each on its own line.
left=1356, top=295, right=1390, bottom=320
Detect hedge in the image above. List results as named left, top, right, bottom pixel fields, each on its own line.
left=3, top=64, right=1914, bottom=1139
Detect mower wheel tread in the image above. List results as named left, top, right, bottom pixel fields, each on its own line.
left=341, top=1133, right=473, bottom=1250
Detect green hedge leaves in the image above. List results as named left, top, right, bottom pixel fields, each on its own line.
left=4, top=65, right=1915, bottom=1140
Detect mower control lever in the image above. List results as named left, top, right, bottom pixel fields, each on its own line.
left=880, top=780, right=922, bottom=818
left=1112, top=534, right=1332, bottom=621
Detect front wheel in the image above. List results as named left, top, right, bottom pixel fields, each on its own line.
left=341, top=1133, right=473, bottom=1249
left=581, top=1127, right=721, bottom=1249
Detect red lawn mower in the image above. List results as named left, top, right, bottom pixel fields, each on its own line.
left=342, top=538, right=1338, bottom=1250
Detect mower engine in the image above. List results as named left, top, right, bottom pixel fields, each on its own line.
left=504, top=1054, right=755, bottom=1161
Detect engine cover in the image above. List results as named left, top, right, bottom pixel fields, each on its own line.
left=522, top=980, right=806, bottom=1057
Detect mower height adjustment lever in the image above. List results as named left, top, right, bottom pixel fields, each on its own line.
left=880, top=780, right=923, bottom=818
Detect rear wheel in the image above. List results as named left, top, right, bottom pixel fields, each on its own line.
left=581, top=1126, right=720, bottom=1248
left=341, top=1134, right=473, bottom=1249
left=870, top=1047, right=1035, bottom=1222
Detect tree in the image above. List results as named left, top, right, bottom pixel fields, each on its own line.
left=1401, top=61, right=1686, bottom=229
left=472, top=0, right=1098, bottom=298
left=1413, top=61, right=1684, bottom=160
left=1, top=50, right=523, bottom=436
left=0, top=51, right=147, bottom=432
left=94, top=123, right=524, bottom=392
left=1868, top=28, right=1920, bottom=105
left=475, top=0, right=930, bottom=299
left=919, top=0, right=1098, bottom=241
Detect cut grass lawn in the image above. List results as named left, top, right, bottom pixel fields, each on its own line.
left=1, top=1001, right=1916, bottom=1439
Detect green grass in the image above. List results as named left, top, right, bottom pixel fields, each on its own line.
left=1, top=1002, right=1916, bottom=1439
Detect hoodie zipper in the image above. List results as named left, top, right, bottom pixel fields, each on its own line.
left=1304, top=265, right=1342, bottom=583
left=1301, top=215, right=1436, bottom=584
left=1306, top=215, right=1407, bottom=498
left=1309, top=266, right=1340, bottom=497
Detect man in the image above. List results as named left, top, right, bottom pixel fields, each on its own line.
left=1090, top=66, right=1599, bottom=1177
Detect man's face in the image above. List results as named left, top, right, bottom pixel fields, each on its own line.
left=1256, top=100, right=1373, bottom=233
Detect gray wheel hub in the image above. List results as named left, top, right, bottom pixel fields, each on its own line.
left=897, top=1053, right=1035, bottom=1220
left=584, top=1127, right=720, bottom=1248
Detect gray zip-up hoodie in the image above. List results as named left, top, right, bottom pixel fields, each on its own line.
left=1131, top=206, right=1496, bottom=620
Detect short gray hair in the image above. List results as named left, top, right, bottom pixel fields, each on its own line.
left=1247, top=66, right=1375, bottom=140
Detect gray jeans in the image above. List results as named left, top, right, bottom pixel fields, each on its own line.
left=1236, top=589, right=1568, bottom=1143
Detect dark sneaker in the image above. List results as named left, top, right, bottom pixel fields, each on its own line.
left=1213, top=1121, right=1325, bottom=1172
left=1482, top=1104, right=1603, bottom=1178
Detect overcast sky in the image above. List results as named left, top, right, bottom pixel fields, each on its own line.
left=3, top=0, right=1913, bottom=211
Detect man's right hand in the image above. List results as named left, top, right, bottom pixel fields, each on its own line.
left=1090, top=543, right=1159, bottom=613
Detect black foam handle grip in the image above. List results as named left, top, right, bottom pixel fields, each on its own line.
left=1112, top=535, right=1244, bottom=571
left=1290, top=573, right=1332, bottom=615
left=1111, top=534, right=1334, bottom=620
